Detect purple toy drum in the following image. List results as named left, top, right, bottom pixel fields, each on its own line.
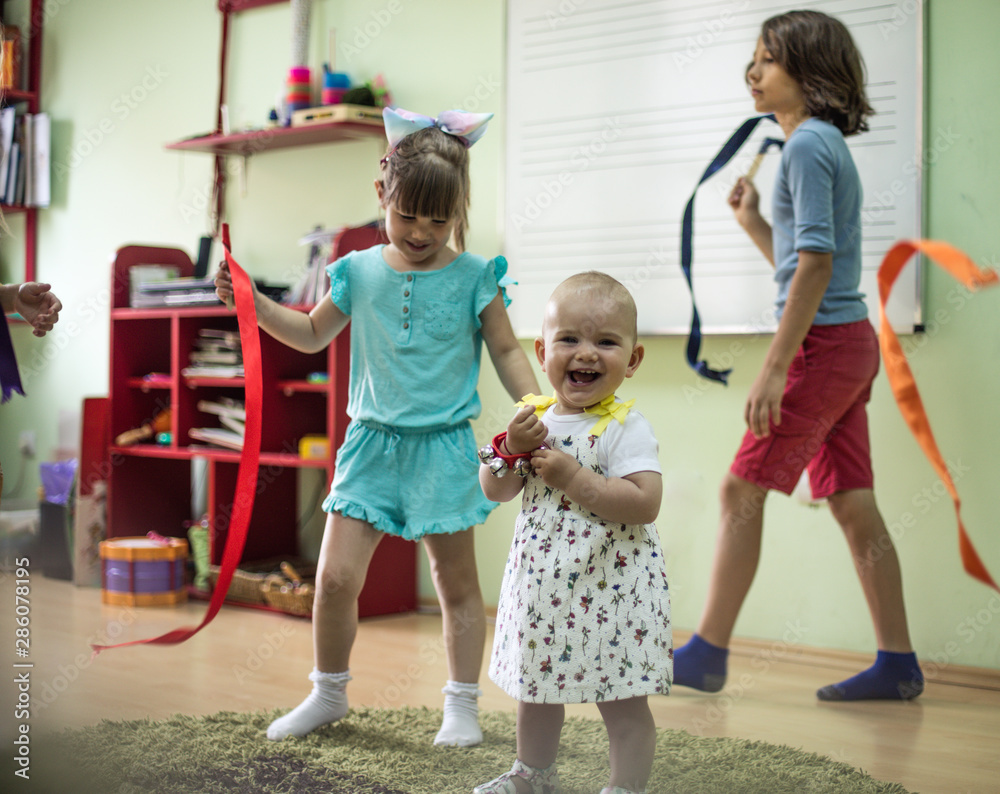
left=100, top=536, right=188, bottom=606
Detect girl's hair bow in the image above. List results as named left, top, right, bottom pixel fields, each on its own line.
left=382, top=107, right=494, bottom=150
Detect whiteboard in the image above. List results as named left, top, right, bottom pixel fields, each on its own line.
left=504, top=0, right=923, bottom=337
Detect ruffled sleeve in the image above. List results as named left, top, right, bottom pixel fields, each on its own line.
left=474, top=255, right=515, bottom=324
left=325, top=253, right=352, bottom=315
left=492, top=255, right=515, bottom=308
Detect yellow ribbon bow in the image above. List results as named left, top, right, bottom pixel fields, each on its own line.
left=516, top=393, right=635, bottom=438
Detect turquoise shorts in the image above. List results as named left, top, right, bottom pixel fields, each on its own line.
left=322, top=419, right=498, bottom=540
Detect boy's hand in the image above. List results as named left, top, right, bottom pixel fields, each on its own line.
left=505, top=404, right=547, bottom=454
left=529, top=447, right=582, bottom=492
left=214, top=260, right=234, bottom=305
left=14, top=282, right=61, bottom=337
left=728, top=176, right=761, bottom=230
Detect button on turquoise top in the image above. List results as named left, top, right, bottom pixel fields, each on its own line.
left=327, top=245, right=512, bottom=428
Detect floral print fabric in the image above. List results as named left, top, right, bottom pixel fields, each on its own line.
left=489, top=430, right=672, bottom=703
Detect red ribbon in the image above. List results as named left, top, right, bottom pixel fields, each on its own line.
left=878, top=239, right=999, bottom=592
left=92, top=225, right=262, bottom=654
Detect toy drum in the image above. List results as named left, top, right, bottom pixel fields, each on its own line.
left=100, top=536, right=188, bottom=606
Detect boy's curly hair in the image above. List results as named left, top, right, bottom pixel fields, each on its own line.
left=756, top=10, right=874, bottom=136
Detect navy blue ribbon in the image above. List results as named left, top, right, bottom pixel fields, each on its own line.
left=0, top=313, right=25, bottom=403
left=679, top=114, right=780, bottom=384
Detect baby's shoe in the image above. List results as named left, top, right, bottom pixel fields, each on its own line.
left=473, top=758, right=559, bottom=794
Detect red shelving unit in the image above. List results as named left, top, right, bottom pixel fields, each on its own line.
left=105, top=242, right=416, bottom=618
left=0, top=0, right=44, bottom=283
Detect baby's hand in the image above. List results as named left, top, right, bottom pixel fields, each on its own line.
left=506, top=405, right=546, bottom=454
left=529, top=447, right=581, bottom=491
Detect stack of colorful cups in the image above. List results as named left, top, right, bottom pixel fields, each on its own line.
left=286, top=66, right=312, bottom=115
left=322, top=65, right=350, bottom=105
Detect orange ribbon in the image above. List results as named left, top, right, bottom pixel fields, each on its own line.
left=878, top=240, right=999, bottom=592
left=92, top=225, right=263, bottom=654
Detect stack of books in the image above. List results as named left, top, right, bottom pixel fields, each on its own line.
left=190, top=397, right=246, bottom=451
left=284, top=226, right=337, bottom=306
left=0, top=107, right=50, bottom=208
left=130, top=276, right=221, bottom=309
left=181, top=328, right=244, bottom=379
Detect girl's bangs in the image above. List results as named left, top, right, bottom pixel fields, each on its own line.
left=393, top=160, right=461, bottom=221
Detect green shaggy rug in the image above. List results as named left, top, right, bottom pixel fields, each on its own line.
left=23, top=706, right=911, bottom=793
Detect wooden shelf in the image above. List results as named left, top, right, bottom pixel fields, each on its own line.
left=277, top=379, right=329, bottom=395
left=2, top=88, right=38, bottom=105
left=111, top=443, right=331, bottom=469
left=112, top=305, right=230, bottom=319
left=165, top=120, right=384, bottom=157
left=127, top=376, right=172, bottom=390
left=183, top=376, right=246, bottom=388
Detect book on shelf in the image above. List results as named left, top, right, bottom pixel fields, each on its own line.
left=189, top=350, right=241, bottom=365
left=0, top=106, right=15, bottom=196
left=191, top=398, right=246, bottom=450
left=22, top=112, right=32, bottom=207
left=130, top=276, right=221, bottom=308
left=189, top=427, right=244, bottom=451
left=196, top=397, right=246, bottom=422
left=198, top=328, right=240, bottom=346
left=0, top=110, right=49, bottom=207
left=183, top=328, right=243, bottom=376
left=4, top=139, right=19, bottom=204
left=31, top=112, right=50, bottom=208
left=284, top=226, right=337, bottom=306
left=219, top=414, right=246, bottom=435
left=181, top=364, right=245, bottom=379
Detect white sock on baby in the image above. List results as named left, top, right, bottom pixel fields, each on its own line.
left=266, top=669, right=351, bottom=741
left=434, top=680, right=482, bottom=747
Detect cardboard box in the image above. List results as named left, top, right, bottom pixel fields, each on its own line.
left=290, top=104, right=384, bottom=128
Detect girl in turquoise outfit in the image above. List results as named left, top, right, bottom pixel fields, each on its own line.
left=215, top=108, right=539, bottom=748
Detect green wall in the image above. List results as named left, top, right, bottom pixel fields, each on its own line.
left=1, top=0, right=997, bottom=670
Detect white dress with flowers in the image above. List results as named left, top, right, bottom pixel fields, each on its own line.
left=488, top=403, right=672, bottom=704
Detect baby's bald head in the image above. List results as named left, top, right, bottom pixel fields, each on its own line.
left=543, top=271, right=638, bottom=344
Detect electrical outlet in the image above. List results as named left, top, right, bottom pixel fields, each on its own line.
left=18, top=430, right=36, bottom=458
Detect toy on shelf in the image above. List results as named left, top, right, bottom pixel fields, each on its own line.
left=114, top=409, right=171, bottom=447
left=322, top=63, right=350, bottom=105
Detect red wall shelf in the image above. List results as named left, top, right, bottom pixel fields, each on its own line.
left=166, top=120, right=384, bottom=157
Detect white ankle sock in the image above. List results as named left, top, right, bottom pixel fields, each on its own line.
left=434, top=680, right=482, bottom=747
left=266, top=669, right=351, bottom=741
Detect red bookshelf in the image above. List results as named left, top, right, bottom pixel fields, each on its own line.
left=105, top=243, right=416, bottom=618
left=0, top=0, right=44, bottom=283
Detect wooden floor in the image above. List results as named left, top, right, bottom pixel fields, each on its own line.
left=7, top=577, right=1000, bottom=794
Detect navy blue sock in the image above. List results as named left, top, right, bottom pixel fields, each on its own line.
left=817, top=650, right=924, bottom=701
left=673, top=634, right=728, bottom=692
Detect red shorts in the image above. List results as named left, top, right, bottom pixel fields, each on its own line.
left=731, top=320, right=879, bottom=499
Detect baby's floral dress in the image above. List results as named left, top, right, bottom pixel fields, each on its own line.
left=489, top=402, right=672, bottom=703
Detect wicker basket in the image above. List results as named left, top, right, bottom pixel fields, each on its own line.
left=261, top=573, right=315, bottom=616
left=209, top=558, right=316, bottom=606
left=208, top=565, right=268, bottom=604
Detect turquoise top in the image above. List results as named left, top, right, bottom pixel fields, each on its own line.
left=326, top=245, right=511, bottom=428
left=772, top=118, right=868, bottom=325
